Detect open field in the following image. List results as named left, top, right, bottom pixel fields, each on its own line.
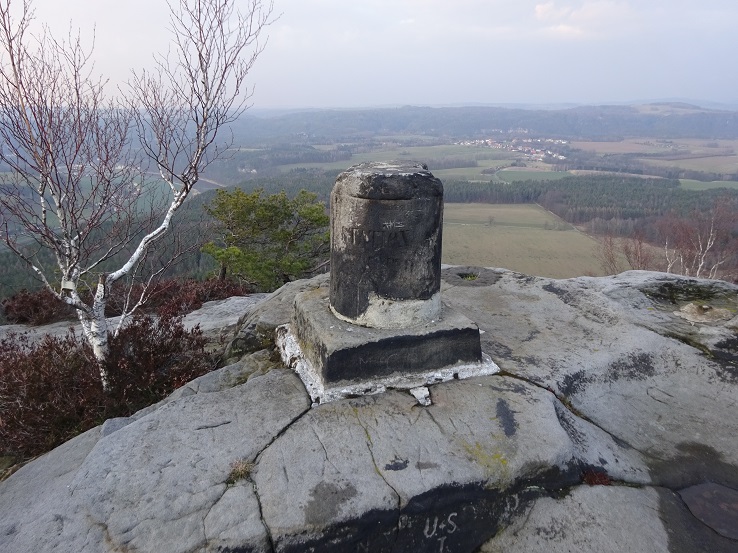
left=266, top=136, right=738, bottom=190
left=570, top=138, right=738, bottom=155
left=641, top=155, right=738, bottom=174
left=431, top=160, right=518, bottom=181
left=679, top=179, right=738, bottom=190
left=442, top=203, right=601, bottom=278
left=431, top=167, right=492, bottom=180
left=373, top=134, right=439, bottom=143
left=569, top=138, right=738, bottom=176
left=495, top=168, right=568, bottom=181
left=443, top=203, right=572, bottom=227
left=277, top=144, right=512, bottom=174
left=568, top=169, right=664, bottom=179
left=569, top=139, right=670, bottom=155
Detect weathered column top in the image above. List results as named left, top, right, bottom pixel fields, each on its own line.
left=333, top=161, right=443, bottom=199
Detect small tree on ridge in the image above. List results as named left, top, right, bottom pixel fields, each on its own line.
left=203, top=188, right=329, bottom=291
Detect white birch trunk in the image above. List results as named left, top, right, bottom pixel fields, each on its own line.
left=75, top=277, right=112, bottom=392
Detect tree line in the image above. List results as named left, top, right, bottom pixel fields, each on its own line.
left=443, top=175, right=736, bottom=220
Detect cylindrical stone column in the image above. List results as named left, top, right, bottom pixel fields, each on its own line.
left=329, top=161, right=443, bottom=329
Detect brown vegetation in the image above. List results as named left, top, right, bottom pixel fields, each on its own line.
left=0, top=312, right=214, bottom=461
left=1, top=278, right=251, bottom=326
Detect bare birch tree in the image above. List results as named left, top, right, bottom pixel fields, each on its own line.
left=659, top=200, right=736, bottom=280
left=0, top=0, right=272, bottom=390
left=620, top=232, right=654, bottom=271
left=595, top=233, right=623, bottom=275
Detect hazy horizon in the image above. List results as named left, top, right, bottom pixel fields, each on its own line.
left=20, top=0, right=738, bottom=110
left=244, top=98, right=738, bottom=113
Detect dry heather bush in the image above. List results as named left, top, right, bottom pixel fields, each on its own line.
left=145, top=278, right=251, bottom=319
left=0, top=332, right=102, bottom=456
left=1, top=288, right=76, bottom=325
left=105, top=314, right=214, bottom=412
left=1, top=278, right=251, bottom=325
left=0, top=314, right=214, bottom=460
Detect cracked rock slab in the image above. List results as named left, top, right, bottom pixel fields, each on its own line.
left=481, top=484, right=738, bottom=553
left=0, top=295, right=269, bottom=349
left=3, top=269, right=737, bottom=553
left=204, top=482, right=271, bottom=552
left=253, top=375, right=643, bottom=552
left=0, top=368, right=310, bottom=553
left=442, top=270, right=738, bottom=489
left=0, top=428, right=102, bottom=552
left=678, top=482, right=738, bottom=540
left=480, top=485, right=670, bottom=553
left=225, top=276, right=329, bottom=361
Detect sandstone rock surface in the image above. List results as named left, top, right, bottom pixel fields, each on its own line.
left=0, top=294, right=268, bottom=348
left=1, top=269, right=736, bottom=552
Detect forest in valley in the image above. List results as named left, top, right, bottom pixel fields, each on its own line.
left=2, top=102, right=738, bottom=302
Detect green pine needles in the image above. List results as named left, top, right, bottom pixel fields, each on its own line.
left=203, top=189, right=330, bottom=292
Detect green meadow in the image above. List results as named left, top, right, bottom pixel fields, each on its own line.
left=442, top=203, right=602, bottom=278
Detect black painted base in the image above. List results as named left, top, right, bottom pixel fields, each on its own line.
left=291, top=285, right=483, bottom=388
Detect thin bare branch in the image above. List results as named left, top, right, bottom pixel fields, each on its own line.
left=0, top=0, right=271, bottom=389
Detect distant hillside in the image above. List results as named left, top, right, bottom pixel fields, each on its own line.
left=230, top=103, right=738, bottom=143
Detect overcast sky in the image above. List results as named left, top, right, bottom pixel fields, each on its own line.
left=25, top=0, right=738, bottom=109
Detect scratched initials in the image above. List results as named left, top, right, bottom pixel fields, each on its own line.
left=423, top=513, right=459, bottom=542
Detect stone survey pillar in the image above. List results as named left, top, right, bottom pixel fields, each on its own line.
left=329, top=161, right=443, bottom=329
left=277, top=160, right=491, bottom=405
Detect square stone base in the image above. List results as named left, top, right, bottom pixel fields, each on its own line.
left=276, top=285, right=499, bottom=404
